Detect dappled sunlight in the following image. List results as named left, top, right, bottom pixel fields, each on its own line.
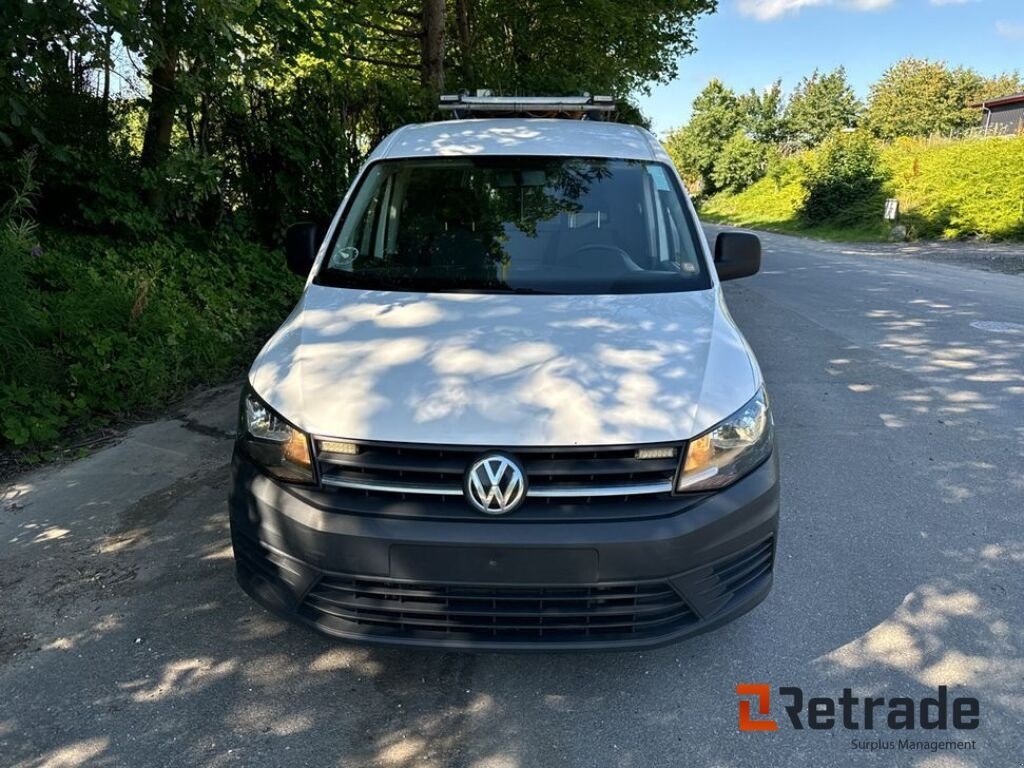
left=308, top=647, right=383, bottom=675
left=820, top=575, right=1023, bottom=692
left=384, top=120, right=654, bottom=163
left=37, top=616, right=123, bottom=654
left=424, top=124, right=543, bottom=155
left=304, top=301, right=452, bottom=335
left=814, top=294, right=1022, bottom=432
left=1, top=228, right=1019, bottom=766
left=431, top=340, right=557, bottom=377
left=29, top=526, right=69, bottom=543
left=27, top=737, right=109, bottom=768
left=1, top=482, right=34, bottom=509
left=129, top=658, right=239, bottom=703
left=251, top=286, right=733, bottom=445
left=201, top=544, right=235, bottom=561
left=231, top=612, right=291, bottom=643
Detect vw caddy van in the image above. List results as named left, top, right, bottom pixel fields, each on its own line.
left=229, top=95, right=779, bottom=650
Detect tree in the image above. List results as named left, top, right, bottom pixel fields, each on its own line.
left=740, top=80, right=788, bottom=145
left=785, top=67, right=861, bottom=147
left=664, top=79, right=743, bottom=192
left=862, top=58, right=1012, bottom=138
left=976, top=71, right=1024, bottom=102
left=712, top=131, right=768, bottom=192
left=460, top=0, right=716, bottom=96
left=4, top=0, right=719, bottom=234
left=136, top=0, right=185, bottom=170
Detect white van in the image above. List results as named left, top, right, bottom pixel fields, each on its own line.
left=229, top=96, right=778, bottom=650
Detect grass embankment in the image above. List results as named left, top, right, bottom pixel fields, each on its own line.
left=700, top=135, right=1024, bottom=242
left=0, top=229, right=301, bottom=455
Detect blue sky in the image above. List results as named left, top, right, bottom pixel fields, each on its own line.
left=637, top=0, right=1024, bottom=135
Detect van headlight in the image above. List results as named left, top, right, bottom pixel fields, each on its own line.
left=677, top=389, right=773, bottom=492
left=239, top=388, right=314, bottom=484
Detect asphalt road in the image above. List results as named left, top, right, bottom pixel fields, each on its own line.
left=2, top=227, right=1022, bottom=768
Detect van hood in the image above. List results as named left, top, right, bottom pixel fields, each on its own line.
left=249, top=285, right=760, bottom=446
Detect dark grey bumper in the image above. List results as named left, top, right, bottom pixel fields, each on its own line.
left=228, top=450, right=780, bottom=651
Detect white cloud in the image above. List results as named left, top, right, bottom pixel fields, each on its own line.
left=738, top=0, right=894, bottom=21
left=995, top=20, right=1024, bottom=39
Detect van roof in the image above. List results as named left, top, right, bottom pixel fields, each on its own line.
left=370, top=119, right=668, bottom=163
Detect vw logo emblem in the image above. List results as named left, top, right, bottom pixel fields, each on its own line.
left=465, top=453, right=527, bottom=515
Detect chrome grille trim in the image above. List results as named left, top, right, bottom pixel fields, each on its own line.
left=319, top=476, right=675, bottom=497
left=320, top=477, right=454, bottom=495
left=529, top=481, right=674, bottom=498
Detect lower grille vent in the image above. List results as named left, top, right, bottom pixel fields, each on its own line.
left=300, top=575, right=696, bottom=643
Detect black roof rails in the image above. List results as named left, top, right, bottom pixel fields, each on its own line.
left=438, top=92, right=615, bottom=121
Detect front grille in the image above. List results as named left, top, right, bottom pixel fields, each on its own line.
left=671, top=536, right=775, bottom=618
left=314, top=440, right=681, bottom=505
left=301, top=575, right=696, bottom=643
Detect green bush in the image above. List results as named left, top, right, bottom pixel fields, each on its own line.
left=0, top=225, right=300, bottom=452
left=800, top=131, right=887, bottom=224
left=712, top=133, right=770, bottom=193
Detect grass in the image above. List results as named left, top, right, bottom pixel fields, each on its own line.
left=698, top=134, right=1024, bottom=243
left=0, top=227, right=302, bottom=455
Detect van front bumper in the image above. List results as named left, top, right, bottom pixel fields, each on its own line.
left=228, top=450, right=780, bottom=651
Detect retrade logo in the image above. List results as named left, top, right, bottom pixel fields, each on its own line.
left=736, top=684, right=980, bottom=733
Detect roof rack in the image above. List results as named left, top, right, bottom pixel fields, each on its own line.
left=439, top=92, right=615, bottom=121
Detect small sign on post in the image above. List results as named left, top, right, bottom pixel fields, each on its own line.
left=884, top=198, right=899, bottom=221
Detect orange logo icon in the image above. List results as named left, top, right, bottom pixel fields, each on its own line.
left=737, top=684, right=779, bottom=732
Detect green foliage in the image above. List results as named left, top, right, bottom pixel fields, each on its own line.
left=784, top=67, right=861, bottom=148
left=712, top=132, right=770, bottom=193
left=0, top=153, right=299, bottom=451
left=462, top=0, right=718, bottom=96
left=700, top=153, right=807, bottom=231
left=865, top=58, right=1024, bottom=139
left=883, top=136, right=1024, bottom=239
left=667, top=80, right=790, bottom=194
left=800, top=131, right=886, bottom=224
left=0, top=227, right=301, bottom=451
left=686, top=57, right=1024, bottom=241
left=0, top=152, right=42, bottom=407
left=741, top=81, right=788, bottom=145
left=701, top=135, right=1024, bottom=242
left=2, top=0, right=720, bottom=245
left=664, top=79, right=742, bottom=192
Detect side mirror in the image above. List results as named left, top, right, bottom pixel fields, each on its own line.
left=714, top=231, right=761, bottom=281
left=285, top=222, right=323, bottom=277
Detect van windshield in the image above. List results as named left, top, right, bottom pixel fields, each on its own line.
left=317, top=156, right=711, bottom=295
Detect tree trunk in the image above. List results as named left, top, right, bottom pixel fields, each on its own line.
left=455, top=0, right=474, bottom=85
left=102, top=25, right=112, bottom=108
left=140, top=41, right=178, bottom=170
left=140, top=0, right=182, bottom=171
left=420, top=0, right=445, bottom=92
